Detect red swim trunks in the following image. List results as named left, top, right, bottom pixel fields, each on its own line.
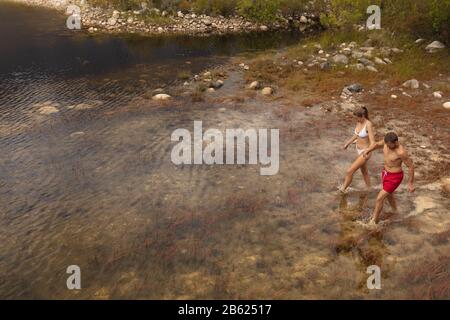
left=382, top=169, right=404, bottom=193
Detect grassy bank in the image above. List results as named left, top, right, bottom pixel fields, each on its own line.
left=89, top=0, right=449, bottom=40
left=242, top=29, right=449, bottom=97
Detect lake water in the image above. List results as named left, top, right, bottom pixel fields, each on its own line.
left=0, top=1, right=448, bottom=299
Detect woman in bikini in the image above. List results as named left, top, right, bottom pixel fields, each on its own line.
left=339, top=106, right=375, bottom=193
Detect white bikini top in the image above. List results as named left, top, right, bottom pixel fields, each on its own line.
left=355, top=123, right=368, bottom=138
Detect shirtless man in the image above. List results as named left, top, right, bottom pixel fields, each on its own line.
left=363, top=132, right=415, bottom=226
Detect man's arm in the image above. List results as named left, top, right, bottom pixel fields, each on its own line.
left=400, top=149, right=415, bottom=192
left=363, top=139, right=384, bottom=158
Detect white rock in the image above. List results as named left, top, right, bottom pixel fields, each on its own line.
left=415, top=38, right=425, bottom=44
left=152, top=94, right=171, bottom=101
left=260, top=25, right=268, bottom=31
left=332, top=54, right=349, bottom=65
left=374, top=57, right=386, bottom=65
left=248, top=81, right=260, bottom=90
left=433, top=91, right=443, bottom=98
left=177, top=11, right=184, bottom=18
left=426, top=41, right=446, bottom=52
left=70, top=131, right=85, bottom=138
left=402, top=79, right=420, bottom=89
left=207, top=88, right=215, bottom=93
left=443, top=102, right=450, bottom=109
left=300, top=16, right=308, bottom=24
left=39, top=106, right=59, bottom=114
left=107, top=18, right=117, bottom=26
left=402, top=92, right=412, bottom=98
left=261, top=87, right=273, bottom=96
left=366, top=66, right=378, bottom=72
left=391, top=95, right=398, bottom=99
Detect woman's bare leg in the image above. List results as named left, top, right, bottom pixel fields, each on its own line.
left=342, top=155, right=368, bottom=192
left=360, top=162, right=371, bottom=190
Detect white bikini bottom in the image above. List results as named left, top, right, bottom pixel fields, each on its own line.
left=356, top=146, right=367, bottom=156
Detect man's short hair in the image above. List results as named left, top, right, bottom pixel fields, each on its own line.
left=384, top=132, right=399, bottom=143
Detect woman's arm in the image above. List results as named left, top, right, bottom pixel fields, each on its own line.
left=343, top=134, right=358, bottom=150
left=363, top=139, right=384, bottom=158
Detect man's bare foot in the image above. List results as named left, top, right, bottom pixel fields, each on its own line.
left=356, top=218, right=378, bottom=229
left=337, top=185, right=348, bottom=194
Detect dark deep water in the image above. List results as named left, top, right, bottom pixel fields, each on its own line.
left=0, top=1, right=305, bottom=111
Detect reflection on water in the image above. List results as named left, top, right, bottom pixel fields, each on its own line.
left=0, top=2, right=449, bottom=299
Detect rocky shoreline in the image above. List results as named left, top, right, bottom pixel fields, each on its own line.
left=11, top=0, right=320, bottom=35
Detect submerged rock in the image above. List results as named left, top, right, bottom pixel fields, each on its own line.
left=261, top=87, right=273, bottom=96
left=152, top=93, right=171, bottom=101
left=70, top=131, right=85, bottom=138
left=443, top=102, right=450, bottom=109
left=38, top=106, right=59, bottom=114
left=248, top=81, right=260, bottom=90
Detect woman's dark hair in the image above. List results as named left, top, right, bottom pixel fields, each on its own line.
left=353, top=106, right=369, bottom=119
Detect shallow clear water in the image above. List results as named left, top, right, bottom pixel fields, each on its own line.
left=0, top=2, right=449, bottom=299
